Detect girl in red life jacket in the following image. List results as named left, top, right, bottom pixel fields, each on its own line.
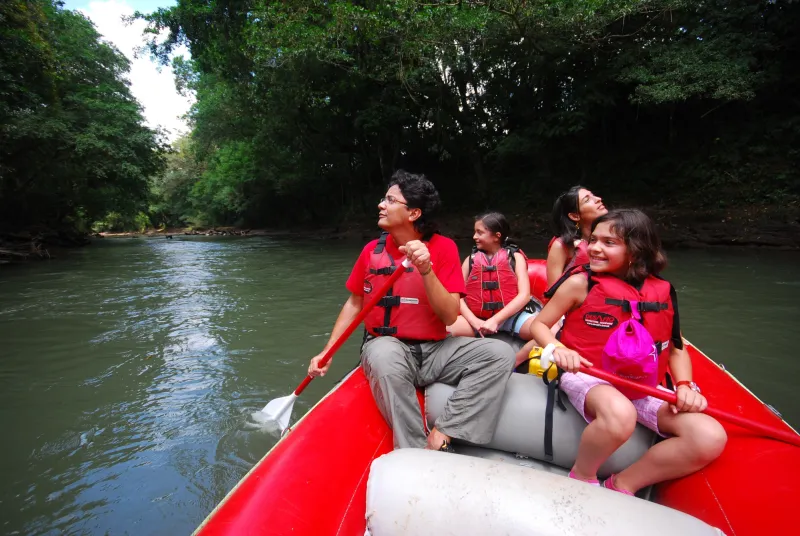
left=546, top=185, right=608, bottom=287
left=448, top=212, right=536, bottom=340
left=530, top=209, right=726, bottom=495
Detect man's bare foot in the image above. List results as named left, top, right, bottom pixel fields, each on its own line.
left=426, top=427, right=453, bottom=451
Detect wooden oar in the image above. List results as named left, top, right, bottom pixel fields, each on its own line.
left=538, top=353, right=800, bottom=448
left=259, top=258, right=413, bottom=433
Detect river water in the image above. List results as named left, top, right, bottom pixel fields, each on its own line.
left=0, top=236, right=798, bottom=535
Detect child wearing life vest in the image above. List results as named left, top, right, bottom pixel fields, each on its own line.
left=546, top=185, right=608, bottom=287
left=448, top=212, right=536, bottom=340
left=530, top=209, right=726, bottom=495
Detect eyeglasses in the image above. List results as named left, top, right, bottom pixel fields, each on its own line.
left=380, top=195, right=408, bottom=207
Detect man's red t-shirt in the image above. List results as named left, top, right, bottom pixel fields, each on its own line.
left=346, top=233, right=465, bottom=297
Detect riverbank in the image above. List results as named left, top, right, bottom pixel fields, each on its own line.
left=3, top=204, right=798, bottom=264
left=110, top=205, right=796, bottom=249
left=100, top=205, right=799, bottom=249
left=0, top=228, right=89, bottom=264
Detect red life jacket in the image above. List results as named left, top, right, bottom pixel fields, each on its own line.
left=548, top=236, right=590, bottom=272
left=559, top=270, right=674, bottom=382
left=363, top=233, right=448, bottom=341
left=464, top=246, right=523, bottom=319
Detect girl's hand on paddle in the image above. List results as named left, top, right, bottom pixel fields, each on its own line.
left=553, top=346, right=592, bottom=373
left=399, top=240, right=432, bottom=274
left=479, top=317, right=499, bottom=335
left=308, top=352, right=331, bottom=378
left=673, top=385, right=708, bottom=414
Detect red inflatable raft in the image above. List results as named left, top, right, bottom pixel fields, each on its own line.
left=195, top=260, right=800, bottom=535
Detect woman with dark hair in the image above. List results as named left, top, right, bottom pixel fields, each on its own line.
left=530, top=209, right=726, bottom=496
left=448, top=212, right=535, bottom=339
left=546, top=186, right=608, bottom=286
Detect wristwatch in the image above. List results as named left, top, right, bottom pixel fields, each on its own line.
left=675, top=380, right=701, bottom=393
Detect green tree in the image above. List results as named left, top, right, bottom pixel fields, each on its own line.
left=136, top=0, right=800, bottom=228
left=0, top=0, right=165, bottom=232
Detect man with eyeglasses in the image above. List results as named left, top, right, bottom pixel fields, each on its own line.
left=308, top=170, right=515, bottom=451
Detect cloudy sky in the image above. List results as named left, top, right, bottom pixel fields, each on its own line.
left=62, top=0, right=193, bottom=141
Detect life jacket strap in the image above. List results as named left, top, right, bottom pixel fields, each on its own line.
left=468, top=245, right=521, bottom=274
left=543, top=366, right=566, bottom=461
left=373, top=326, right=398, bottom=336
left=605, top=298, right=668, bottom=313
left=544, top=263, right=588, bottom=299
left=482, top=281, right=499, bottom=290
left=373, top=232, right=389, bottom=254
left=378, top=296, right=402, bottom=307
left=482, top=301, right=504, bottom=311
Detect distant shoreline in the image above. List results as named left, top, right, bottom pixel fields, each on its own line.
left=97, top=205, right=800, bottom=250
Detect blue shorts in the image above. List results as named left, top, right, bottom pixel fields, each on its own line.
left=500, top=311, right=535, bottom=336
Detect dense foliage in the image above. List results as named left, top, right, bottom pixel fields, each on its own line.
left=0, top=0, right=165, bottom=233
left=4, top=1, right=799, bottom=233
left=139, top=0, right=800, bottom=229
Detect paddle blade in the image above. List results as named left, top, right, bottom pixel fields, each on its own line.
left=254, top=393, right=298, bottom=436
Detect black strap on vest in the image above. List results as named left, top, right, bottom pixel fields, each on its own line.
left=482, top=281, right=499, bottom=290
left=371, top=232, right=411, bottom=336
left=374, top=232, right=388, bottom=253
left=482, top=301, right=504, bottom=311
left=467, top=244, right=520, bottom=275
left=543, top=366, right=566, bottom=461
left=544, top=263, right=588, bottom=299
left=604, top=298, right=669, bottom=313
left=378, top=296, right=402, bottom=307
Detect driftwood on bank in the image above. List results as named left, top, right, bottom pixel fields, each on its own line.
left=0, top=241, right=50, bottom=262
left=0, top=227, right=89, bottom=263
left=182, top=228, right=251, bottom=236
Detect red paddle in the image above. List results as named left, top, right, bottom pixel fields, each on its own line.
left=259, top=258, right=412, bottom=433
left=575, top=364, right=800, bottom=448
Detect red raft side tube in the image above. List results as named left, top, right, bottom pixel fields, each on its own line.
left=194, top=368, right=392, bottom=536
left=527, top=258, right=549, bottom=303
left=655, top=344, right=800, bottom=535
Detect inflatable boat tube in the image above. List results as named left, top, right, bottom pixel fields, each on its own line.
left=365, top=449, right=723, bottom=536
left=426, top=372, right=656, bottom=477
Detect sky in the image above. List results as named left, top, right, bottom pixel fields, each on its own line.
left=62, top=0, right=193, bottom=142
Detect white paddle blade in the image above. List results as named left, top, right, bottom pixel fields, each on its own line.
left=259, top=393, right=298, bottom=432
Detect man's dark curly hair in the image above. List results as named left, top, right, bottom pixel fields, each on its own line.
left=389, top=169, right=441, bottom=240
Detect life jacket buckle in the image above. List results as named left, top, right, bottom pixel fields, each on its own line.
left=378, top=296, right=402, bottom=307
left=370, top=266, right=396, bottom=276
left=482, top=301, right=503, bottom=311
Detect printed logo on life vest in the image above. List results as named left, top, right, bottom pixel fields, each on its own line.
left=583, top=312, right=618, bottom=329
left=363, top=280, right=373, bottom=294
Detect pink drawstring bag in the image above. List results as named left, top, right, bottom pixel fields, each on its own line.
left=601, top=300, right=659, bottom=400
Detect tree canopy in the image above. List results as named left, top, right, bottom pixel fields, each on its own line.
left=0, top=0, right=165, bottom=233
left=4, top=1, right=798, bottom=234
